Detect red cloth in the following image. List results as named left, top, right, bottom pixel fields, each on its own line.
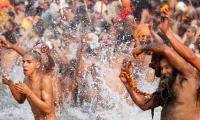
left=120, top=9, right=129, bottom=20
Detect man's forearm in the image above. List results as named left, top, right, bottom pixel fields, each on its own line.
left=142, top=43, right=165, bottom=54
left=8, top=82, right=26, bottom=103
left=27, top=91, right=53, bottom=113
left=165, top=29, right=200, bottom=71
left=12, top=45, right=27, bottom=56
left=151, top=31, right=164, bottom=44
left=123, top=82, right=152, bottom=110
left=166, top=29, right=194, bottom=58
left=143, top=43, right=192, bottom=75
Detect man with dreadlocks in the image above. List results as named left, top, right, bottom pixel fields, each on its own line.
left=120, top=43, right=200, bottom=120
left=2, top=50, right=56, bottom=120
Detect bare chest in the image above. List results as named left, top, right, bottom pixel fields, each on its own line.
left=161, top=74, right=200, bottom=120
left=27, top=82, right=43, bottom=114
left=172, top=74, right=197, bottom=101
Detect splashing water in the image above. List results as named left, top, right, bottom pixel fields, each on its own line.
left=0, top=52, right=162, bottom=120
left=0, top=44, right=162, bottom=120
left=0, top=1, right=162, bottom=119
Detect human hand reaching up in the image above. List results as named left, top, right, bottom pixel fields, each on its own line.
left=0, top=36, right=13, bottom=49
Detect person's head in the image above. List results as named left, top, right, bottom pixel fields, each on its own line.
left=5, top=20, right=14, bottom=31
left=195, top=35, right=200, bottom=51
left=16, top=6, right=25, bottom=16
left=33, top=41, right=55, bottom=73
left=15, top=1, right=26, bottom=12
left=55, top=0, right=60, bottom=4
left=186, top=26, right=197, bottom=39
left=32, top=19, right=46, bottom=37
left=8, top=11, right=15, bottom=20
left=159, top=58, right=174, bottom=78
left=99, top=33, right=113, bottom=46
left=39, top=0, right=50, bottom=10
left=149, top=53, right=173, bottom=78
left=101, top=21, right=111, bottom=32
left=136, top=24, right=153, bottom=45
left=23, top=50, right=42, bottom=76
left=102, top=0, right=109, bottom=4
left=75, top=5, right=87, bottom=23
left=42, top=54, right=55, bottom=73
left=28, top=7, right=38, bottom=17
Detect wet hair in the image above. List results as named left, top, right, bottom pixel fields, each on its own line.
left=2, top=20, right=17, bottom=44
left=27, top=7, right=37, bottom=17
left=101, top=21, right=111, bottom=32
left=25, top=50, right=42, bottom=62
left=149, top=53, right=164, bottom=77
left=132, top=0, right=151, bottom=21
left=188, top=26, right=197, bottom=35
left=33, top=19, right=46, bottom=37
left=43, top=55, right=55, bottom=72
left=8, top=11, right=15, bottom=18
left=75, top=5, right=87, bottom=22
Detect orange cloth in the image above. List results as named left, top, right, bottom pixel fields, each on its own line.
left=0, top=0, right=13, bottom=15
left=0, top=0, right=12, bottom=8
left=122, top=0, right=132, bottom=13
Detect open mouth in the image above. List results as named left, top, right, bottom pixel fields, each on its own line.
left=23, top=69, right=28, bottom=73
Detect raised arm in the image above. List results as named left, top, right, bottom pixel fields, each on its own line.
left=126, top=15, right=140, bottom=47
left=119, top=62, right=162, bottom=110
left=122, top=81, right=161, bottom=110
left=0, top=36, right=26, bottom=56
left=159, top=9, right=200, bottom=71
left=149, top=24, right=164, bottom=44
left=2, top=74, right=26, bottom=104
left=133, top=43, right=194, bottom=77
left=11, top=44, right=27, bottom=56
left=71, top=34, right=88, bottom=99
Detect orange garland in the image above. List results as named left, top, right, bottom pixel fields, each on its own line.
left=122, top=72, right=152, bottom=99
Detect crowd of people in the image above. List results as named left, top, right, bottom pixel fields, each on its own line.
left=0, top=0, right=200, bottom=120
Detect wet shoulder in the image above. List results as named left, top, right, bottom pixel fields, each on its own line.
left=41, top=74, right=52, bottom=86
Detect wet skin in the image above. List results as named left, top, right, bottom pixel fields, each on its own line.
left=122, top=44, right=200, bottom=120
left=23, top=54, right=56, bottom=120
left=3, top=54, right=56, bottom=120
left=159, top=59, right=200, bottom=120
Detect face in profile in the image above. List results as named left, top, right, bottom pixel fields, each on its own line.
left=186, top=28, right=195, bottom=39
left=23, top=54, right=41, bottom=76
left=160, top=59, right=173, bottom=78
